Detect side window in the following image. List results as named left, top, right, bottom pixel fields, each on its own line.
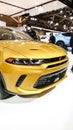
left=1, top=33, right=13, bottom=40
left=0, top=29, right=15, bottom=40
left=62, top=33, right=71, bottom=37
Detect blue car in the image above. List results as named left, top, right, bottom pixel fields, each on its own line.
left=54, top=32, right=73, bottom=48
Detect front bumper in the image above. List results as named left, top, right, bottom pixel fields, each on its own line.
left=1, top=58, right=68, bottom=95
left=33, top=68, right=67, bottom=88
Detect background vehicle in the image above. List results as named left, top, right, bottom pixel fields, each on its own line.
left=40, top=35, right=49, bottom=42
left=0, top=27, right=68, bottom=100
left=54, top=32, right=73, bottom=49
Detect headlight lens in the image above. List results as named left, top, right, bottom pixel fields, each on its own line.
left=6, top=58, right=43, bottom=65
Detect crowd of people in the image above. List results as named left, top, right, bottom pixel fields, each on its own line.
left=70, top=33, right=73, bottom=72
left=23, top=25, right=37, bottom=40
left=24, top=25, right=56, bottom=44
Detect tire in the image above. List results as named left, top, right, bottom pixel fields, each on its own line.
left=0, top=78, right=14, bottom=100
left=56, top=41, right=65, bottom=48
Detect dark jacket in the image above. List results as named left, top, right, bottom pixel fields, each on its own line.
left=27, top=29, right=37, bottom=40
left=49, top=35, right=55, bottom=44
left=70, top=33, right=73, bottom=47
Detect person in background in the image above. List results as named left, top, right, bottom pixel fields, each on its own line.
left=26, top=26, right=37, bottom=40
left=70, top=33, right=73, bottom=54
left=49, top=31, right=55, bottom=44
left=70, top=33, right=73, bottom=72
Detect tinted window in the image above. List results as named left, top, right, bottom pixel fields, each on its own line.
left=0, top=28, right=33, bottom=40
left=0, top=29, right=15, bottom=40
left=62, top=32, right=72, bottom=37
left=12, top=30, right=33, bottom=40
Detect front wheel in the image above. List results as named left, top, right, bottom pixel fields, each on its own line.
left=56, top=41, right=67, bottom=50
left=56, top=41, right=64, bottom=48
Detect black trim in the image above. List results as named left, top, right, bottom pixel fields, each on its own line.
left=47, top=60, right=68, bottom=68
left=16, top=75, right=27, bottom=87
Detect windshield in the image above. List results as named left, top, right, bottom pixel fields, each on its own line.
left=0, top=28, right=33, bottom=40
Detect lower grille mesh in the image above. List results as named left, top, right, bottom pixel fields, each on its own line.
left=34, top=68, right=67, bottom=88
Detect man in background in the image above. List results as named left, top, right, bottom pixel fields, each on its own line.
left=49, top=32, right=55, bottom=44
left=70, top=33, right=73, bottom=54
left=70, top=33, right=73, bottom=72
left=26, top=26, right=37, bottom=40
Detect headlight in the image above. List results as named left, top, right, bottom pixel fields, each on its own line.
left=5, top=58, right=43, bottom=65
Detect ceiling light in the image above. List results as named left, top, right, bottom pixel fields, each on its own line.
left=63, top=24, right=67, bottom=29
left=60, top=10, right=63, bottom=13
left=48, top=21, right=50, bottom=23
left=64, top=15, right=66, bottom=18
left=70, top=16, right=73, bottom=20
left=30, top=17, right=37, bottom=21
left=50, top=21, right=53, bottom=24
left=55, top=23, right=59, bottom=26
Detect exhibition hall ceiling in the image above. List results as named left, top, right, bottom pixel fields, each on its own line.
left=28, top=6, right=73, bottom=32
left=0, top=0, right=72, bottom=31
left=0, top=0, right=66, bottom=16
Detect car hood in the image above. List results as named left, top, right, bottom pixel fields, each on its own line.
left=2, top=40, right=66, bottom=58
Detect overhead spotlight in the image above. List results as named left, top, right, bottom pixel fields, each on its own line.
left=60, top=10, right=63, bottom=13
left=70, top=16, right=73, bottom=20
left=0, top=14, right=3, bottom=17
left=48, top=21, right=50, bottom=23
left=64, top=15, right=66, bottom=18
left=50, top=21, right=53, bottom=24
left=30, top=17, right=37, bottom=21
left=55, top=23, right=59, bottom=26
left=63, top=24, right=67, bottom=29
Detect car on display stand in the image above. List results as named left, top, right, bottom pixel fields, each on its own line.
left=54, top=32, right=73, bottom=49
left=0, top=27, right=68, bottom=100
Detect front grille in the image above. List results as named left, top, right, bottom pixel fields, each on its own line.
left=43, top=56, right=66, bottom=63
left=47, top=60, right=68, bottom=68
left=34, top=68, right=67, bottom=88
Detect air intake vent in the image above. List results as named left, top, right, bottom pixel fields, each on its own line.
left=16, top=75, right=26, bottom=87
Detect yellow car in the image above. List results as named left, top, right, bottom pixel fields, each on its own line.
left=0, top=27, right=68, bottom=99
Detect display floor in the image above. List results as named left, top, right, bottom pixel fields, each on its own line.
left=0, top=51, right=73, bottom=130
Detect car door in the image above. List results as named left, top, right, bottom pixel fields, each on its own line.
left=62, top=32, right=71, bottom=46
